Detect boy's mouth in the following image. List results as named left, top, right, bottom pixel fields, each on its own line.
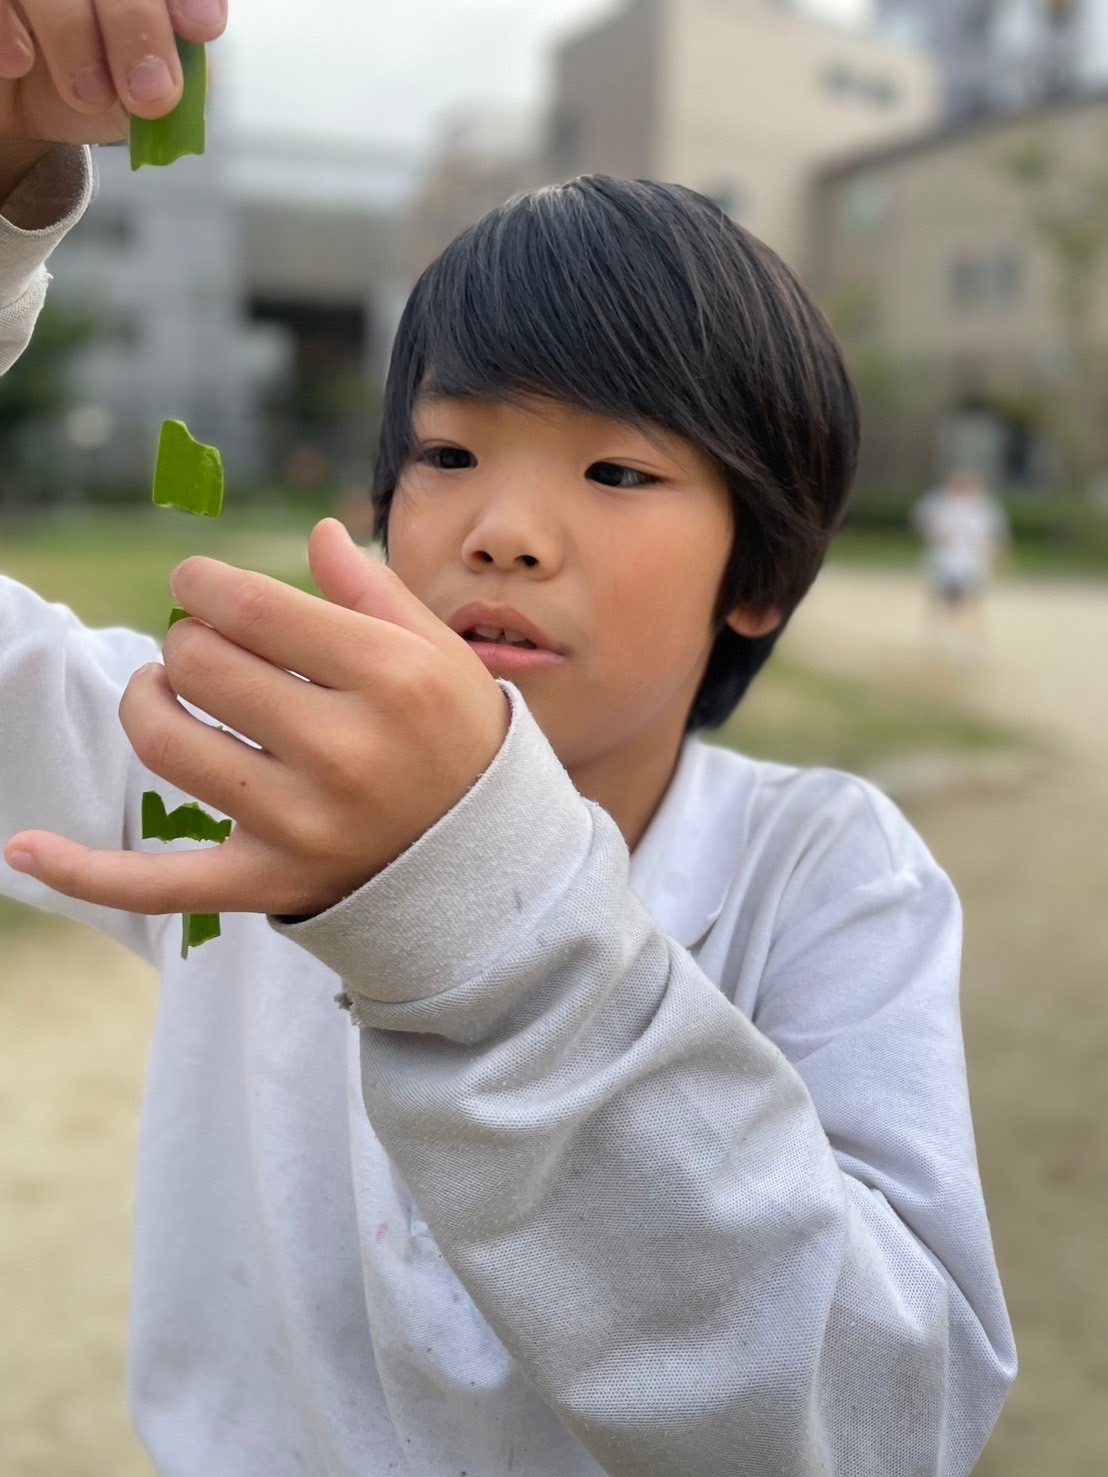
left=449, top=603, right=565, bottom=657
left=465, top=625, right=539, bottom=650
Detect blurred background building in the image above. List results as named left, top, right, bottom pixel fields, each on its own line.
left=27, top=93, right=411, bottom=492
left=410, top=0, right=939, bottom=270
left=877, top=0, right=1108, bottom=119
left=811, top=87, right=1108, bottom=496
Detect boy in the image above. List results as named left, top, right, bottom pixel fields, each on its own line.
left=0, top=6, right=1015, bottom=1474
left=910, top=469, right=1013, bottom=655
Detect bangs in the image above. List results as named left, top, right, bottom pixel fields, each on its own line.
left=383, top=177, right=748, bottom=457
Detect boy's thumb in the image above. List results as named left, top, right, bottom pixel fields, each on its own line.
left=308, top=518, right=441, bottom=640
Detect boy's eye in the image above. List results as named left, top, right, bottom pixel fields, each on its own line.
left=420, top=445, right=476, bottom=471
left=588, top=461, right=658, bottom=490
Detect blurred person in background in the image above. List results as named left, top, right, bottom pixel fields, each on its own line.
left=910, top=469, right=1013, bottom=658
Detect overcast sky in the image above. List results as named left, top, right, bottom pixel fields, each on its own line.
left=221, top=0, right=618, bottom=152
left=219, top=0, right=874, bottom=153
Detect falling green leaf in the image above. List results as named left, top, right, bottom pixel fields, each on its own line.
left=182, top=912, right=221, bottom=960
left=153, top=420, right=224, bottom=517
left=142, top=792, right=233, bottom=845
left=168, top=606, right=191, bottom=629
left=130, top=38, right=208, bottom=171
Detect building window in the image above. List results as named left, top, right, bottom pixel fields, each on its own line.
left=842, top=177, right=888, bottom=233
left=103, top=311, right=142, bottom=349
left=993, top=246, right=1024, bottom=302
left=821, top=63, right=900, bottom=108
left=705, top=183, right=750, bottom=223
left=949, top=248, right=1024, bottom=309
left=81, top=206, right=134, bottom=249
left=951, top=256, right=989, bottom=308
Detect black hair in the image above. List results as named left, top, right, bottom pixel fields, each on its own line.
left=372, top=175, right=860, bottom=731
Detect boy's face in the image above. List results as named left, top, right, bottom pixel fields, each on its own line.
left=387, top=394, right=775, bottom=833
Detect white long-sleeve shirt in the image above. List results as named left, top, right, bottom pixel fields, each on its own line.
left=0, top=148, right=1015, bottom=1477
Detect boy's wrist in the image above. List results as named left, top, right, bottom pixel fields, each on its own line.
left=0, top=143, right=56, bottom=210
left=0, top=145, right=89, bottom=235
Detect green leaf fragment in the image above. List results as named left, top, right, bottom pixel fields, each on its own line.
left=182, top=912, right=221, bottom=959
left=130, top=38, right=208, bottom=171
left=142, top=791, right=233, bottom=845
left=144, top=793, right=231, bottom=959
left=168, top=606, right=192, bottom=629
left=153, top=420, right=224, bottom=517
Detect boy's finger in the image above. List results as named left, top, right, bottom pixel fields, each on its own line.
left=167, top=0, right=227, bottom=43
left=11, top=0, right=116, bottom=111
left=0, top=3, right=35, bottom=79
left=120, top=652, right=302, bottom=824
left=307, top=518, right=458, bottom=648
left=4, top=827, right=243, bottom=916
left=91, top=0, right=182, bottom=117
left=159, top=619, right=319, bottom=766
left=168, top=552, right=424, bottom=694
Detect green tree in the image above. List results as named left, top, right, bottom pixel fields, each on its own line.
left=0, top=300, right=98, bottom=516
left=1001, top=125, right=1108, bottom=500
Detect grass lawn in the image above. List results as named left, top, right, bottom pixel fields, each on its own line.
left=0, top=504, right=1022, bottom=935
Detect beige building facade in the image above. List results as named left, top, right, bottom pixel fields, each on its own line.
left=405, top=0, right=938, bottom=273
left=546, top=0, right=939, bottom=269
left=810, top=90, right=1108, bottom=491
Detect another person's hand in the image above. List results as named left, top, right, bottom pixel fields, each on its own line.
left=3, top=520, right=513, bottom=922
left=0, top=0, right=226, bottom=163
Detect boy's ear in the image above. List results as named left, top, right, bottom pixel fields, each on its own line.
left=725, top=604, right=782, bottom=639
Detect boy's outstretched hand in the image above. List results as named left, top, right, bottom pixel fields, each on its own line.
left=4, top=520, right=512, bottom=922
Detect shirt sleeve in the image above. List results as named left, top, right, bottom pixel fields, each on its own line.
left=0, top=145, right=174, bottom=963
left=0, top=144, right=93, bottom=374
left=0, top=576, right=173, bottom=964
left=269, top=684, right=1016, bottom=1477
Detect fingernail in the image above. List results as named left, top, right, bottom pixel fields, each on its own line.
left=178, top=0, right=225, bottom=25
left=128, top=55, right=174, bottom=104
left=73, top=64, right=116, bottom=106
left=7, top=848, right=34, bottom=873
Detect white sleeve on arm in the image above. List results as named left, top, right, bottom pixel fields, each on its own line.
left=1, top=146, right=171, bottom=962
left=270, top=686, right=1017, bottom=1477
left=0, top=144, right=93, bottom=374
left=0, top=576, right=169, bottom=963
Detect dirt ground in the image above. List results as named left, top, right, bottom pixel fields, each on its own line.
left=1, top=567, right=1105, bottom=1474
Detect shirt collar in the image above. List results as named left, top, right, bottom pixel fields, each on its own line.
left=628, top=736, right=745, bottom=950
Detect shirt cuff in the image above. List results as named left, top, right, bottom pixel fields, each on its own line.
left=267, top=681, right=597, bottom=1006
left=0, top=145, right=94, bottom=304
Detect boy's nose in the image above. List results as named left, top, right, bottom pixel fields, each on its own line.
left=461, top=509, right=563, bottom=576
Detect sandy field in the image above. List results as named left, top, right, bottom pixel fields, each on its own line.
left=1, top=566, right=1105, bottom=1474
